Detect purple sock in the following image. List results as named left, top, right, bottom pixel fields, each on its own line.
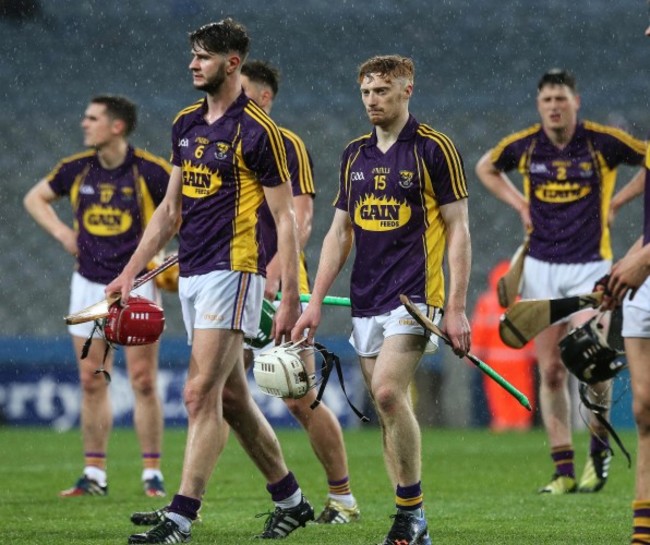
left=168, top=494, right=201, bottom=521
left=266, top=472, right=299, bottom=502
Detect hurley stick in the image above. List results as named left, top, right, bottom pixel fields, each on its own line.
left=276, top=293, right=351, bottom=307
left=499, top=290, right=604, bottom=349
left=400, top=294, right=532, bottom=411
left=64, top=253, right=179, bottom=325
left=496, top=237, right=528, bottom=308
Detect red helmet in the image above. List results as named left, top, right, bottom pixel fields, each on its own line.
left=104, top=295, right=165, bottom=345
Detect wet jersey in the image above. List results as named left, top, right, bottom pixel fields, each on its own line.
left=257, top=127, right=315, bottom=295
left=643, top=145, right=650, bottom=245
left=334, top=114, right=468, bottom=317
left=46, top=146, right=170, bottom=284
left=171, top=93, right=290, bottom=277
left=491, top=121, right=646, bottom=263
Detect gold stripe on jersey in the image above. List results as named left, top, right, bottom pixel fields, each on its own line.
left=299, top=254, right=310, bottom=295
left=230, top=138, right=266, bottom=273
left=646, top=144, right=650, bottom=169
left=172, top=99, right=204, bottom=125
left=280, top=127, right=315, bottom=195
left=337, top=145, right=366, bottom=208
left=244, top=101, right=290, bottom=182
left=518, top=139, right=537, bottom=202
left=583, top=120, right=648, bottom=156
left=491, top=124, right=541, bottom=164
left=134, top=149, right=173, bottom=174
left=417, top=125, right=467, bottom=199
left=417, top=154, right=446, bottom=308
left=69, top=164, right=92, bottom=232
left=592, top=148, right=616, bottom=261
left=136, top=173, right=157, bottom=226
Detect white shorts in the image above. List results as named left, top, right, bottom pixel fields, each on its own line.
left=623, top=278, right=650, bottom=338
left=68, top=272, right=159, bottom=338
left=521, top=256, right=610, bottom=299
left=349, top=304, right=441, bottom=357
left=179, top=270, right=264, bottom=345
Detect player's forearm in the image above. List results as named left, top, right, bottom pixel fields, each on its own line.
left=123, top=200, right=181, bottom=277
left=309, top=220, right=353, bottom=305
left=23, top=185, right=72, bottom=243
left=442, top=202, right=471, bottom=313
left=274, top=212, right=301, bottom=303
left=476, top=155, right=527, bottom=214
left=611, top=168, right=645, bottom=214
left=293, top=194, right=313, bottom=251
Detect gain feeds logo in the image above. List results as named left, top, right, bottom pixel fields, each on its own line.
left=83, top=204, right=133, bottom=236
left=354, top=194, right=411, bottom=231
left=534, top=181, right=590, bottom=203
left=181, top=160, right=222, bottom=198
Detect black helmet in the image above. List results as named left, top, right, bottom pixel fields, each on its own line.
left=559, top=316, right=626, bottom=384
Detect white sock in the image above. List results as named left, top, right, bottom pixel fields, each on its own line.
left=275, top=488, right=302, bottom=510
left=142, top=469, right=163, bottom=482
left=84, top=466, right=107, bottom=487
left=328, top=493, right=357, bottom=508
left=165, top=512, right=192, bottom=533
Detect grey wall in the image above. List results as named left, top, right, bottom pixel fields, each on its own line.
left=1, top=0, right=648, bottom=338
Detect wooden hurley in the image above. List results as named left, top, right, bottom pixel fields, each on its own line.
left=64, top=253, right=179, bottom=325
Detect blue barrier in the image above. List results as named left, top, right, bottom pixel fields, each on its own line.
left=0, top=336, right=367, bottom=429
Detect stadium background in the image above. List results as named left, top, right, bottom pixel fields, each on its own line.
left=0, top=0, right=647, bottom=428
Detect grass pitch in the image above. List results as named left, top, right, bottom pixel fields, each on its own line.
left=0, top=426, right=636, bottom=544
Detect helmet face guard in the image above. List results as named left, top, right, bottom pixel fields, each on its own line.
left=253, top=339, right=315, bottom=399
left=559, top=316, right=626, bottom=384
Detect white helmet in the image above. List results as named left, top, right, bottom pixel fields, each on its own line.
left=253, top=340, right=315, bottom=399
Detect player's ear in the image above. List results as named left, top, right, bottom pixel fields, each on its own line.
left=112, top=118, right=127, bottom=137
left=227, top=54, right=241, bottom=75
left=260, top=88, right=274, bottom=109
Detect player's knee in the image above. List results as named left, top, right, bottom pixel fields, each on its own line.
left=183, top=379, right=216, bottom=416
left=539, top=363, right=567, bottom=390
left=372, top=384, right=400, bottom=415
left=79, top=370, right=108, bottom=394
left=221, top=384, right=241, bottom=417
left=130, top=371, right=156, bottom=397
left=284, top=396, right=312, bottom=422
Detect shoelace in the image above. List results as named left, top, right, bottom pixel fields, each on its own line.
left=386, top=513, right=413, bottom=537
left=255, top=508, right=283, bottom=532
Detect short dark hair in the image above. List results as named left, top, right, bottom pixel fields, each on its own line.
left=241, top=60, right=280, bottom=97
left=90, top=95, right=137, bottom=135
left=189, top=17, right=250, bottom=58
left=537, top=69, right=577, bottom=93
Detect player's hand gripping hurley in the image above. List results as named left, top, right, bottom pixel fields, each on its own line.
left=400, top=294, right=531, bottom=411
left=64, top=253, right=179, bottom=325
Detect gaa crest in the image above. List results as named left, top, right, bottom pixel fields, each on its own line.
left=214, top=142, right=230, bottom=160
left=398, top=170, right=415, bottom=189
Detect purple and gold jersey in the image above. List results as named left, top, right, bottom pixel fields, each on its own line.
left=257, top=127, right=315, bottom=294
left=171, top=93, right=290, bottom=277
left=643, top=145, right=650, bottom=245
left=46, top=146, right=170, bottom=284
left=491, top=121, right=646, bottom=263
left=334, top=115, right=468, bottom=317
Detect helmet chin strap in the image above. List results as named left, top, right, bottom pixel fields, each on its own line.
left=80, top=318, right=113, bottom=384
left=310, top=342, right=369, bottom=423
left=578, top=382, right=631, bottom=468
